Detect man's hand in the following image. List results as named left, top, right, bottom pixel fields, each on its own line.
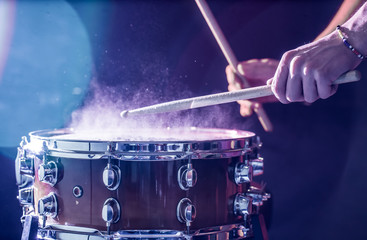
left=226, top=58, right=279, bottom=116
left=271, top=30, right=361, bottom=104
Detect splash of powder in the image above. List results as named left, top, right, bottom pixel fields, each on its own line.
left=67, top=78, right=254, bottom=140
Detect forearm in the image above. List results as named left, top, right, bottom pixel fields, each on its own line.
left=315, top=0, right=365, bottom=40
left=341, top=1, right=367, bottom=56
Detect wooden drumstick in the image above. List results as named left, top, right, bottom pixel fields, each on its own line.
left=195, top=0, right=273, bottom=131
left=120, top=70, right=360, bottom=118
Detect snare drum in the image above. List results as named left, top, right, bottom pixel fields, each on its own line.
left=15, top=127, right=269, bottom=239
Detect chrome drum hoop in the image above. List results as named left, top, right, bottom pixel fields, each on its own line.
left=27, top=128, right=260, bottom=160
left=37, top=223, right=252, bottom=240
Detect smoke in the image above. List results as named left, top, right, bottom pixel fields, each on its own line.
left=67, top=73, right=254, bottom=140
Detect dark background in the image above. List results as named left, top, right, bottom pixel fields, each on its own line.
left=1, top=0, right=367, bottom=239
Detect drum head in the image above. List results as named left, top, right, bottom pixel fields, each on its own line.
left=27, top=127, right=256, bottom=160
left=30, top=127, right=254, bottom=142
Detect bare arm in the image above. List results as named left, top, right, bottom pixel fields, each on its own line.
left=227, top=1, right=367, bottom=114
left=272, top=2, right=367, bottom=103
left=315, top=0, right=366, bottom=40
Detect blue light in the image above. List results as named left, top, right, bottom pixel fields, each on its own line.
left=0, top=1, right=92, bottom=146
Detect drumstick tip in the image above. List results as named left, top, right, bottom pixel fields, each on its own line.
left=120, top=110, right=129, bottom=118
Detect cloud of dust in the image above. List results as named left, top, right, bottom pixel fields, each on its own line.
left=67, top=76, right=255, bottom=140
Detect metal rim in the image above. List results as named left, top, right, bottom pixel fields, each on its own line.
left=39, top=223, right=252, bottom=239
left=26, top=128, right=258, bottom=160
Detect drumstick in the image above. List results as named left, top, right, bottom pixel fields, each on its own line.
left=195, top=0, right=241, bottom=81
left=120, top=70, right=360, bottom=118
left=195, top=0, right=273, bottom=131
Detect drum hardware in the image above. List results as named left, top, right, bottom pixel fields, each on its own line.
left=16, top=148, right=34, bottom=176
left=246, top=190, right=271, bottom=207
left=107, top=142, right=117, bottom=153
left=21, top=215, right=39, bottom=240
left=176, top=198, right=197, bottom=228
left=256, top=136, right=262, bottom=147
left=16, top=128, right=267, bottom=239
left=20, top=135, right=28, bottom=147
left=249, top=157, right=264, bottom=176
left=37, top=224, right=252, bottom=239
left=41, top=140, right=49, bottom=155
left=15, top=152, right=34, bottom=188
left=234, top=162, right=253, bottom=185
left=177, top=162, right=197, bottom=190
left=38, top=160, right=60, bottom=186
left=37, top=141, right=63, bottom=186
left=244, top=139, right=250, bottom=150
left=15, top=137, right=35, bottom=188
left=37, top=228, right=99, bottom=240
left=102, top=198, right=121, bottom=234
left=20, top=204, right=35, bottom=227
left=103, top=161, right=121, bottom=190
left=38, top=192, right=58, bottom=218
left=234, top=225, right=251, bottom=239
left=234, top=193, right=252, bottom=217
left=26, top=128, right=254, bottom=160
left=38, top=228, right=57, bottom=240
left=248, top=136, right=263, bottom=150
left=18, top=187, right=34, bottom=205
left=241, top=139, right=255, bottom=156
left=72, top=185, right=83, bottom=198
left=42, top=215, right=47, bottom=229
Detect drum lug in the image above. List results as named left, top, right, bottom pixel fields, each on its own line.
left=103, top=163, right=121, bottom=190
left=178, top=163, right=197, bottom=190
left=15, top=146, right=34, bottom=188
left=17, top=187, right=34, bottom=206
left=20, top=136, right=29, bottom=148
left=38, top=192, right=58, bottom=218
left=247, top=189, right=271, bottom=207
left=38, top=161, right=59, bottom=186
left=176, top=198, right=196, bottom=226
left=41, top=141, right=49, bottom=155
left=255, top=136, right=263, bottom=148
left=249, top=157, right=264, bottom=176
left=106, top=142, right=117, bottom=153
left=19, top=154, right=34, bottom=176
left=234, top=162, right=253, bottom=185
left=102, top=198, right=121, bottom=226
left=233, top=193, right=252, bottom=217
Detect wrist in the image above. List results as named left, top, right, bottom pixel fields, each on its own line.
left=341, top=2, right=367, bottom=58
left=336, top=25, right=366, bottom=60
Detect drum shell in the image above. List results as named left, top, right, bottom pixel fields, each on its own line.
left=33, top=155, right=247, bottom=232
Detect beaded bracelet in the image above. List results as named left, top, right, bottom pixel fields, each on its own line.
left=336, top=25, right=366, bottom=60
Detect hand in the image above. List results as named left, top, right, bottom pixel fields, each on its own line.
left=226, top=58, right=279, bottom=116
left=271, top=30, right=361, bottom=104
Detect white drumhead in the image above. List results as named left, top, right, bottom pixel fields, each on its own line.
left=27, top=127, right=257, bottom=160
left=35, top=127, right=255, bottom=142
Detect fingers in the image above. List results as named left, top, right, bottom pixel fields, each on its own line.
left=302, top=68, right=318, bottom=103
left=227, top=63, right=265, bottom=117
left=237, top=59, right=279, bottom=86
left=239, top=100, right=253, bottom=117
left=271, top=51, right=339, bottom=104
left=225, top=65, right=235, bottom=84
left=286, top=75, right=303, bottom=102
left=226, top=65, right=254, bottom=116
left=286, top=56, right=304, bottom=102
left=314, top=71, right=338, bottom=99
left=225, top=65, right=242, bottom=89
left=272, top=59, right=290, bottom=104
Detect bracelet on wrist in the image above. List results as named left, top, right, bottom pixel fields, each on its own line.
left=336, top=25, right=366, bottom=60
